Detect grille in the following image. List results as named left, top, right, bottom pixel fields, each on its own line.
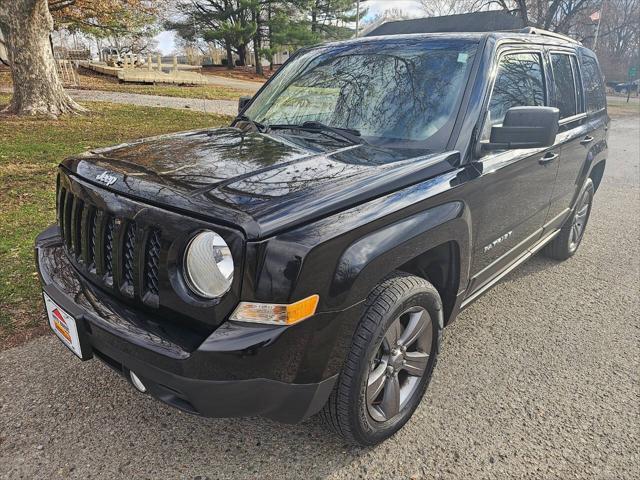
left=63, top=190, right=73, bottom=250
left=58, top=189, right=162, bottom=306
left=123, top=223, right=137, bottom=287
left=144, top=230, right=161, bottom=296
left=72, top=198, right=84, bottom=259
left=104, top=217, right=115, bottom=278
left=88, top=211, right=97, bottom=268
left=58, top=187, right=67, bottom=243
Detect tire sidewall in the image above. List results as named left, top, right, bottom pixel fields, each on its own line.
left=350, top=284, right=442, bottom=445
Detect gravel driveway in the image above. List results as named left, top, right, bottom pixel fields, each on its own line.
left=0, top=87, right=238, bottom=115
left=203, top=75, right=263, bottom=92
left=66, top=89, right=239, bottom=116
left=0, top=116, right=638, bottom=480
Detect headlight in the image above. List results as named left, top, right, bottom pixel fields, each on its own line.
left=183, top=230, right=234, bottom=299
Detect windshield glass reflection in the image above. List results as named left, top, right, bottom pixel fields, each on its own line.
left=244, top=39, right=478, bottom=150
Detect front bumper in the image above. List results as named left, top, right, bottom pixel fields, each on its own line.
left=35, top=226, right=357, bottom=423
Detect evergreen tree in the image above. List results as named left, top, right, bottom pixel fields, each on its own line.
left=170, top=0, right=359, bottom=74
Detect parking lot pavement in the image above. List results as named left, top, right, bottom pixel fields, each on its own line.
left=0, top=116, right=638, bottom=480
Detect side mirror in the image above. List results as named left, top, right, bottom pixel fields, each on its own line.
left=483, top=106, right=559, bottom=151
left=238, top=96, right=252, bottom=114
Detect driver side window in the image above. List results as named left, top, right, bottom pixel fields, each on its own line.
left=487, top=52, right=546, bottom=130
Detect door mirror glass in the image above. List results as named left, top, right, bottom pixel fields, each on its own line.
left=483, top=106, right=559, bottom=150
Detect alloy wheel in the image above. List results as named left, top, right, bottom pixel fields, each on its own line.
left=570, top=189, right=591, bottom=250
left=366, top=306, right=433, bottom=422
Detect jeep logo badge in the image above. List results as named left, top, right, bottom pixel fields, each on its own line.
left=96, top=171, right=117, bottom=186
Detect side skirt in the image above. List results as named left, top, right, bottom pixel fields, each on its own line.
left=459, top=228, right=561, bottom=310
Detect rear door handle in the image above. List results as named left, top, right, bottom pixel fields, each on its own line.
left=539, top=152, right=559, bottom=165
left=580, top=135, right=594, bottom=145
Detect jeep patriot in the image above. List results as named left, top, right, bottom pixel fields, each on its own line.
left=36, top=29, right=608, bottom=445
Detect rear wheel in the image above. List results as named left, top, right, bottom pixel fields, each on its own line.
left=544, top=178, right=594, bottom=260
left=320, top=273, right=443, bottom=445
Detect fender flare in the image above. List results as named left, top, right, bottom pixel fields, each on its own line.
left=327, top=201, right=472, bottom=309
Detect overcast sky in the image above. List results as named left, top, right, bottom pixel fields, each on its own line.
left=365, top=0, right=424, bottom=17
left=155, top=0, right=426, bottom=54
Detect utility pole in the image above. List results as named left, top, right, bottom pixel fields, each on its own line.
left=355, top=0, right=369, bottom=37
left=593, top=0, right=606, bottom=50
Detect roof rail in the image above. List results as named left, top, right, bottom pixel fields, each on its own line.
left=520, top=27, right=581, bottom=45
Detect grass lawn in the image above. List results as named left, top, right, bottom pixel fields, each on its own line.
left=0, top=94, right=231, bottom=349
left=606, top=98, right=640, bottom=117
left=0, top=68, right=257, bottom=101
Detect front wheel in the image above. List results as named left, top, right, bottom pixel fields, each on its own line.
left=320, top=273, right=443, bottom=445
left=544, top=178, right=594, bottom=261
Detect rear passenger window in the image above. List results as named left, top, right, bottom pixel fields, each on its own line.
left=488, top=52, right=545, bottom=126
left=571, top=56, right=584, bottom=113
left=551, top=53, right=578, bottom=119
left=581, top=54, right=606, bottom=113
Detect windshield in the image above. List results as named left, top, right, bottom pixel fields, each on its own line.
left=244, top=38, right=478, bottom=149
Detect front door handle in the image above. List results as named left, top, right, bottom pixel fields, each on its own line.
left=539, top=152, right=559, bottom=165
left=580, top=135, right=594, bottom=145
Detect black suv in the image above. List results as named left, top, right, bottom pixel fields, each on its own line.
left=36, top=29, right=608, bottom=445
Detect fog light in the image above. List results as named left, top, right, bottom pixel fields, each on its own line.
left=129, top=371, right=147, bottom=393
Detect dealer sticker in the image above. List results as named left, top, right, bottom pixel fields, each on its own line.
left=43, top=292, right=83, bottom=358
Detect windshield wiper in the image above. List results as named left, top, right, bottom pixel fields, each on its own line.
left=234, top=114, right=267, bottom=133
left=268, top=121, right=366, bottom=145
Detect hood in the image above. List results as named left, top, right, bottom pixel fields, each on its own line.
left=62, top=128, right=457, bottom=239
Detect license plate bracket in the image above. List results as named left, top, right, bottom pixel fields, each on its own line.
left=43, top=292, right=92, bottom=360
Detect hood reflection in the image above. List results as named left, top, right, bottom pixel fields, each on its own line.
left=65, top=127, right=449, bottom=237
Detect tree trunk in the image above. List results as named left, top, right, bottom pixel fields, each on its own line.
left=311, top=8, right=317, bottom=34
left=237, top=44, right=247, bottom=66
left=267, top=3, right=273, bottom=71
left=253, top=38, right=263, bottom=75
left=0, top=0, right=85, bottom=117
left=225, top=39, right=234, bottom=69
left=252, top=9, right=263, bottom=76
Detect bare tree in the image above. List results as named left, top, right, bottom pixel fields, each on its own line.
left=417, top=0, right=639, bottom=81
left=478, top=0, right=600, bottom=33
left=419, top=0, right=487, bottom=16
left=592, top=0, right=639, bottom=55
left=0, top=0, right=85, bottom=117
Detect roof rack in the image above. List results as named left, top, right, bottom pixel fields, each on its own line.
left=519, top=27, right=581, bottom=45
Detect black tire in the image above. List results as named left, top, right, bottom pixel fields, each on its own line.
left=319, top=272, right=443, bottom=446
left=544, top=178, right=595, bottom=261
